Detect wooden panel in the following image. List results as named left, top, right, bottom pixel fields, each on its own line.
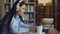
left=0, top=0, right=5, bottom=20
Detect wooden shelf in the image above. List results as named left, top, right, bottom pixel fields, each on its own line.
left=5, top=11, right=34, bottom=13
left=24, top=20, right=34, bottom=21
left=5, top=2, right=34, bottom=5
left=25, top=2, right=34, bottom=5
left=24, top=12, right=34, bottom=14
left=24, top=20, right=34, bottom=23
left=5, top=2, right=11, bottom=4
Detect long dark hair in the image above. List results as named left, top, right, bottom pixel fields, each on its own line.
left=9, top=0, right=25, bottom=22
left=10, top=0, right=25, bottom=14
left=0, top=0, right=25, bottom=34
left=1, top=0, right=25, bottom=26
left=4, top=0, right=25, bottom=23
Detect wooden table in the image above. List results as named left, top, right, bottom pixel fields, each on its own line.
left=20, top=32, right=45, bottom=34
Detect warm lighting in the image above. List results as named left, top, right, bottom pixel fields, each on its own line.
left=41, top=18, right=54, bottom=24
left=38, top=0, right=52, bottom=6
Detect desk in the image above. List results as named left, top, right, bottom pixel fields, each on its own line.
left=20, top=32, right=45, bottom=34
left=29, top=32, right=45, bottom=34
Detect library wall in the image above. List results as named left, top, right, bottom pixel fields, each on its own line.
left=0, top=0, right=5, bottom=20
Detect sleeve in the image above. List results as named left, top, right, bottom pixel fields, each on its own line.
left=10, top=17, right=30, bottom=33
left=19, top=22, right=31, bottom=28
left=10, top=17, right=20, bottom=33
left=18, top=21, right=30, bottom=33
left=2, top=24, right=8, bottom=34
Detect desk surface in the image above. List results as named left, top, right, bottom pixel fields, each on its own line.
left=29, top=32, right=45, bottom=34
left=20, top=32, right=45, bottom=34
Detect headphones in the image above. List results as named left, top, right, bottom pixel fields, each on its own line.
left=16, top=0, right=23, bottom=11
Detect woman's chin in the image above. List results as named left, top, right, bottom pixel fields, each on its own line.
left=19, top=14, right=24, bottom=16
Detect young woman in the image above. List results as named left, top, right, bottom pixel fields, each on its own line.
left=0, top=0, right=34, bottom=34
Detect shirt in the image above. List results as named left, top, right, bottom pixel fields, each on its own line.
left=10, top=15, right=30, bottom=34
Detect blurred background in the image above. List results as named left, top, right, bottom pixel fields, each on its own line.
left=0, top=0, right=60, bottom=34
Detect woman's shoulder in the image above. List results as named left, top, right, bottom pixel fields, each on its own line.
left=0, top=13, right=13, bottom=24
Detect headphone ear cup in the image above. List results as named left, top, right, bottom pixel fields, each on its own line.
left=16, top=0, right=23, bottom=11
left=16, top=6, right=20, bottom=11
left=16, top=3, right=20, bottom=11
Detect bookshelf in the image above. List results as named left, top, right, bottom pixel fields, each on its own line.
left=4, top=0, right=35, bottom=27
left=34, top=0, right=60, bottom=32
left=23, top=0, right=34, bottom=26
left=56, top=0, right=60, bottom=31
left=34, top=0, right=55, bottom=33
left=25, top=2, right=34, bottom=5
left=4, top=0, right=11, bottom=13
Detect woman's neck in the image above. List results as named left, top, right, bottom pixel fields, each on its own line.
left=16, top=13, right=22, bottom=17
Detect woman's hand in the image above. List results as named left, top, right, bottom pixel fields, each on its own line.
left=29, top=26, right=36, bottom=32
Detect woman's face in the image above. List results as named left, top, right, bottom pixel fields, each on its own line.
left=17, top=4, right=26, bottom=16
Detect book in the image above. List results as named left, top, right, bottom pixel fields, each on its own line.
left=29, top=13, right=34, bottom=20
left=10, top=0, right=17, bottom=8
left=12, top=0, right=17, bottom=3
left=27, top=5, right=31, bottom=12
left=22, top=14, right=29, bottom=20
left=27, top=5, right=34, bottom=12
left=4, top=0, right=11, bottom=3
left=5, top=0, right=11, bottom=2
left=31, top=5, right=34, bottom=12
left=28, top=23, right=34, bottom=27
left=43, top=24, right=54, bottom=29
left=25, top=6, right=28, bottom=12
left=5, top=4, right=11, bottom=12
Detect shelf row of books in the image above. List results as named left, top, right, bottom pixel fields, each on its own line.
left=5, top=0, right=11, bottom=3
left=22, top=13, right=34, bottom=20
left=57, top=0, right=60, bottom=24
left=25, top=22, right=34, bottom=27
left=4, top=0, right=34, bottom=12
left=28, top=22, right=34, bottom=27
left=5, top=0, right=34, bottom=3
left=5, top=0, right=17, bottom=3
left=43, top=24, right=54, bottom=29
left=4, top=0, right=34, bottom=3
left=26, top=5, right=34, bottom=12
left=5, top=4, right=11, bottom=12
left=5, top=5, right=34, bottom=13
left=24, top=0, right=34, bottom=3
left=5, top=2, right=34, bottom=13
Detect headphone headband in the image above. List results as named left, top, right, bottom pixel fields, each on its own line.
left=16, top=0, right=23, bottom=10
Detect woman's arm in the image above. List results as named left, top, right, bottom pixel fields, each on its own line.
left=19, top=22, right=30, bottom=28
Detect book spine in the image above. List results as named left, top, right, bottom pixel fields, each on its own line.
left=28, top=5, right=30, bottom=12
left=5, top=4, right=9, bottom=12
left=22, top=14, right=29, bottom=20
left=31, top=5, right=34, bottom=12
left=27, top=5, right=34, bottom=12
